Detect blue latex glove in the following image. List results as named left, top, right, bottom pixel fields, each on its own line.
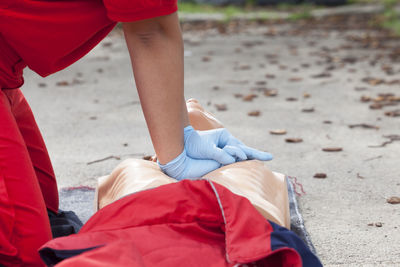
left=158, top=149, right=220, bottom=181
left=184, top=126, right=273, bottom=164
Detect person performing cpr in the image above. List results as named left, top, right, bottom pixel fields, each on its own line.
left=0, top=1, right=272, bottom=266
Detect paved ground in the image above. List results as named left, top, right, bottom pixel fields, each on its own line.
left=22, top=14, right=399, bottom=266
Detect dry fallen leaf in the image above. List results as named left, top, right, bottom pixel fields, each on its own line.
left=348, top=124, right=379, bottom=130
left=369, top=103, right=382, bottom=110
left=322, top=147, right=343, bottom=152
left=255, top=81, right=267, bottom=85
left=143, top=155, right=153, bottom=161
left=361, top=96, right=371, bottom=102
left=56, top=81, right=69, bottom=86
left=264, top=89, right=278, bottom=97
left=303, top=93, right=311, bottom=98
left=323, top=120, right=332, bottom=124
left=38, top=83, right=47, bottom=88
left=234, top=93, right=243, bottom=98
left=270, top=129, right=287, bottom=135
left=265, top=74, right=276, bottom=79
left=286, top=97, right=298, bottom=102
left=238, top=65, right=251, bottom=70
left=387, top=196, right=400, bottom=204
left=248, top=110, right=261, bottom=117
left=362, top=77, right=384, bottom=86
left=311, top=72, right=332, bottom=78
left=285, top=138, right=303, bottom=143
left=202, top=56, right=211, bottom=62
left=243, top=94, right=258, bottom=102
left=314, top=173, right=327, bottom=179
left=375, top=222, right=383, bottom=227
left=214, top=104, right=227, bottom=111
left=357, top=173, right=365, bottom=179
left=289, top=77, right=303, bottom=82
left=302, top=107, right=315, bottom=113
left=384, top=109, right=400, bottom=117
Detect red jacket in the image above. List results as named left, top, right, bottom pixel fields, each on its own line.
left=40, top=180, right=321, bottom=266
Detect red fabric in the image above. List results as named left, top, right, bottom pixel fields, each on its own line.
left=41, top=180, right=302, bottom=266
left=0, top=88, right=57, bottom=267
left=0, top=0, right=178, bottom=88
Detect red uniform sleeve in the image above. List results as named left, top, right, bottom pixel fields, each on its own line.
left=103, top=0, right=178, bottom=22
left=1, top=0, right=116, bottom=77
left=1, top=0, right=178, bottom=79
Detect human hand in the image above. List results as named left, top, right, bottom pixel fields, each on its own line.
left=184, top=126, right=273, bottom=164
left=158, top=149, right=220, bottom=180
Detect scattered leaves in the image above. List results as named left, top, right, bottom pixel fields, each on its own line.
left=255, top=81, right=267, bottom=85
left=357, top=173, right=365, bottom=179
left=56, top=81, right=69, bottom=86
left=264, top=89, right=278, bottom=97
left=348, top=124, right=379, bottom=130
left=384, top=109, right=400, bottom=117
left=360, top=96, right=371, bottom=102
left=311, top=72, right=332, bottom=79
left=322, top=147, right=343, bottom=152
left=238, top=65, right=251, bottom=70
left=248, top=110, right=261, bottom=117
left=285, top=138, right=303, bottom=143
left=361, top=77, right=384, bottom=86
left=143, top=155, right=153, bottom=161
left=314, top=173, right=327, bottom=179
left=387, top=197, right=400, bottom=204
left=270, top=129, right=287, bottom=135
left=243, top=94, right=258, bottom=102
left=215, top=104, right=227, bottom=111
left=302, top=107, right=315, bottom=113
left=289, top=77, right=303, bottom=82
left=369, top=135, right=400, bottom=148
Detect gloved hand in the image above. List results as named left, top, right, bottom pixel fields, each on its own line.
left=184, top=126, right=273, bottom=164
left=158, top=149, right=220, bottom=181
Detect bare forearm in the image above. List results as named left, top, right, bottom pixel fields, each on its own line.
left=123, top=13, right=189, bottom=164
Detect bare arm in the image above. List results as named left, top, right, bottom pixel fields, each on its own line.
left=122, top=12, right=189, bottom=164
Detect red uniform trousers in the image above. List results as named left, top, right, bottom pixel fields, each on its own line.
left=0, top=88, right=57, bottom=266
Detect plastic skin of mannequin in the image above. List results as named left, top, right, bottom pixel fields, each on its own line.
left=96, top=99, right=290, bottom=229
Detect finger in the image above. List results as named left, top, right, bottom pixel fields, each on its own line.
left=239, top=145, right=273, bottom=161
left=210, top=146, right=236, bottom=165
left=223, top=145, right=247, bottom=161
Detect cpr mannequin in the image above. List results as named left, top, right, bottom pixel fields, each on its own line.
left=96, top=99, right=290, bottom=228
